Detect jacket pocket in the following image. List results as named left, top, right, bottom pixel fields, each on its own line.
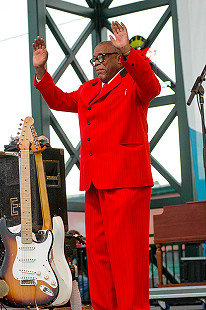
left=120, top=142, right=143, bottom=148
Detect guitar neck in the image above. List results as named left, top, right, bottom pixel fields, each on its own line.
left=34, top=151, right=52, bottom=231
left=20, top=150, right=32, bottom=244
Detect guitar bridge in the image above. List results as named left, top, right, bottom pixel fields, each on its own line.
left=20, top=279, right=37, bottom=286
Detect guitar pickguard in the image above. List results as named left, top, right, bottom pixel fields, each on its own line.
left=51, top=216, right=72, bottom=305
left=13, top=231, right=57, bottom=291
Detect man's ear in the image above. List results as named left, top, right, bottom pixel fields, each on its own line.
left=117, top=54, right=121, bottom=63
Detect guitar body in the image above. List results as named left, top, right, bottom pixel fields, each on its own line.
left=51, top=216, right=72, bottom=306
left=0, top=218, right=58, bottom=307
left=30, top=126, right=73, bottom=306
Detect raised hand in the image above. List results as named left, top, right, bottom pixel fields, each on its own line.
left=110, top=21, right=131, bottom=55
left=32, top=36, right=48, bottom=79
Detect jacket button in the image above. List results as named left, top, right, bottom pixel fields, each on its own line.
left=87, top=138, right=90, bottom=141
left=88, top=107, right=91, bottom=111
left=88, top=122, right=91, bottom=125
left=89, top=153, right=93, bottom=156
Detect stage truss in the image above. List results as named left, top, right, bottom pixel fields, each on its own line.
left=27, top=0, right=195, bottom=210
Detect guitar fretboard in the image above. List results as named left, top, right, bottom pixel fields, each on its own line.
left=20, top=150, right=32, bottom=244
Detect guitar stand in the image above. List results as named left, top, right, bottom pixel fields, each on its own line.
left=0, top=302, right=7, bottom=310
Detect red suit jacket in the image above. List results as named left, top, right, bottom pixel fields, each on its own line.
left=35, top=47, right=161, bottom=191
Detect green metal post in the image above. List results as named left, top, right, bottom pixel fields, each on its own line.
left=170, top=0, right=196, bottom=202
left=27, top=0, right=50, bottom=138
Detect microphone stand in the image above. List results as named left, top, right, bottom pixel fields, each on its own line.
left=187, top=65, right=206, bottom=189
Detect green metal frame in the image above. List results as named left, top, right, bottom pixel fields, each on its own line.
left=27, top=0, right=195, bottom=211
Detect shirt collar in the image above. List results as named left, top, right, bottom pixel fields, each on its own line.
left=102, top=68, right=124, bottom=86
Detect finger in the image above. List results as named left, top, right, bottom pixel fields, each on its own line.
left=41, top=38, right=46, bottom=49
left=114, top=21, right=122, bottom=32
left=112, top=21, right=120, bottom=31
left=111, top=21, right=118, bottom=34
left=37, top=36, right=41, bottom=44
left=32, top=43, right=36, bottom=52
left=109, top=35, right=115, bottom=43
left=34, top=38, right=39, bottom=50
left=121, top=22, right=127, bottom=30
left=120, top=22, right=128, bottom=34
left=36, top=36, right=43, bottom=48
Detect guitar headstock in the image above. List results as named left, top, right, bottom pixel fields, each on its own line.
left=18, top=117, right=34, bottom=151
left=30, top=124, right=41, bottom=152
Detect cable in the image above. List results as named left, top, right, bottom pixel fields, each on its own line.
left=197, top=95, right=206, bottom=135
left=0, top=33, right=28, bottom=43
left=0, top=17, right=84, bottom=44
left=35, top=282, right=39, bottom=310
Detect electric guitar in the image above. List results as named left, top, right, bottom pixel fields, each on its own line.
left=0, top=116, right=58, bottom=307
left=30, top=125, right=72, bottom=306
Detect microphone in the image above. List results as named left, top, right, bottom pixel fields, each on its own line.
left=187, top=65, right=206, bottom=106
left=187, top=76, right=202, bottom=106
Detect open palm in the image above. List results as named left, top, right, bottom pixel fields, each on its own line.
left=110, top=21, right=130, bottom=54
left=32, top=36, right=48, bottom=68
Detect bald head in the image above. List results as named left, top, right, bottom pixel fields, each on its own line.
left=96, top=41, right=121, bottom=54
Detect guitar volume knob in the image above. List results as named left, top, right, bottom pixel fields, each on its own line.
left=51, top=280, right=56, bottom=286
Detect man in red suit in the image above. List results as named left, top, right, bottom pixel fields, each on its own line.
left=33, top=21, right=161, bottom=310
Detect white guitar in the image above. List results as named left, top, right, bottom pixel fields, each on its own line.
left=0, top=116, right=58, bottom=308
left=31, top=124, right=72, bottom=306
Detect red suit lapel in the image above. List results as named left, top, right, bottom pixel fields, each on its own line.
left=89, top=73, right=122, bottom=106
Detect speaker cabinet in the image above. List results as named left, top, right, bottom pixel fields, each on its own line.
left=42, top=148, right=68, bottom=231
left=0, top=148, right=68, bottom=232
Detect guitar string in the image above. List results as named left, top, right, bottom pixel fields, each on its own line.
left=17, top=121, right=40, bottom=306
left=25, top=143, right=36, bottom=303
left=35, top=282, right=39, bottom=310
left=18, top=153, right=24, bottom=284
left=20, top=149, right=32, bottom=290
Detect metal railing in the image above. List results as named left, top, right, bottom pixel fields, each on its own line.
left=75, top=242, right=206, bottom=305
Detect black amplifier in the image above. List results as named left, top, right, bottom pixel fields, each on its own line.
left=180, top=257, right=206, bottom=283
left=0, top=148, right=68, bottom=232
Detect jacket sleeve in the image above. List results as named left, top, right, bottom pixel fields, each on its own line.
left=34, top=71, right=78, bottom=113
left=121, top=47, right=161, bottom=105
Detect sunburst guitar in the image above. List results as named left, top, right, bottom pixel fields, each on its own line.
left=0, top=116, right=59, bottom=307
left=30, top=125, right=72, bottom=306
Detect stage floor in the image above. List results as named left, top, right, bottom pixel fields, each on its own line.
left=84, top=304, right=205, bottom=309
left=151, top=306, right=203, bottom=310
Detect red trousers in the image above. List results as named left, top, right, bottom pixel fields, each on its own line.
left=85, top=183, right=151, bottom=310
